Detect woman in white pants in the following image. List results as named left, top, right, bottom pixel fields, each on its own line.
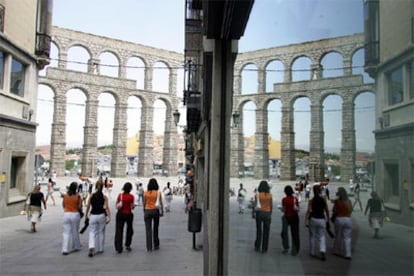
left=332, top=187, right=353, bottom=259
left=62, top=182, right=82, bottom=255
left=305, top=184, right=330, bottom=261
left=85, top=179, right=111, bottom=257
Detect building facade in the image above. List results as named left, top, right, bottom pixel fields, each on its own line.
left=364, top=0, right=414, bottom=226
left=0, top=0, right=53, bottom=218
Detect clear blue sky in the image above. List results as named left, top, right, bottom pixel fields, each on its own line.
left=37, top=0, right=374, bottom=153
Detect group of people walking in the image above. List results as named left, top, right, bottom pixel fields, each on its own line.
left=25, top=177, right=167, bottom=257
left=252, top=180, right=386, bottom=261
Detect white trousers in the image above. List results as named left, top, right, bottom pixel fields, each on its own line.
left=309, top=217, right=326, bottom=255
left=62, top=212, right=81, bottom=253
left=88, top=214, right=106, bottom=252
left=334, top=217, right=352, bottom=258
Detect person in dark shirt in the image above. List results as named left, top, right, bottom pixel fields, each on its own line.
left=364, top=191, right=384, bottom=239
left=85, top=179, right=111, bottom=257
left=24, top=184, right=47, bottom=233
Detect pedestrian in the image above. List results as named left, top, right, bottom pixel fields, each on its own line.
left=281, top=185, right=300, bottom=256
left=332, top=187, right=353, bottom=260
left=45, top=177, right=56, bottom=206
left=304, top=180, right=310, bottom=202
left=364, top=191, right=385, bottom=239
left=114, top=182, right=135, bottom=253
left=85, top=179, right=111, bottom=257
left=305, top=184, right=330, bottom=261
left=163, top=182, right=173, bottom=212
left=108, top=179, right=113, bottom=200
left=143, top=178, right=164, bottom=252
left=352, top=182, right=363, bottom=211
left=24, top=184, right=47, bottom=233
left=252, top=180, right=272, bottom=253
left=137, top=182, right=144, bottom=205
left=62, top=182, right=82, bottom=255
left=237, top=183, right=247, bottom=214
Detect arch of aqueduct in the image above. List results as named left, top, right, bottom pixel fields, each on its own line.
left=231, top=33, right=374, bottom=182
left=39, top=27, right=374, bottom=180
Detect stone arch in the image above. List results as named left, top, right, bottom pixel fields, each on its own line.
left=66, top=44, right=91, bottom=72
left=97, top=92, right=117, bottom=147
left=291, top=55, right=313, bottom=82
left=293, top=96, right=311, bottom=154
left=98, top=50, right=121, bottom=78
left=265, top=59, right=284, bottom=92
left=241, top=63, right=259, bottom=95
left=352, top=47, right=374, bottom=84
left=152, top=60, right=170, bottom=93
left=126, top=56, right=146, bottom=89
left=320, top=51, right=344, bottom=78
left=354, top=91, right=375, bottom=153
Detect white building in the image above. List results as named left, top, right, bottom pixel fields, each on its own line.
left=0, top=0, right=53, bottom=217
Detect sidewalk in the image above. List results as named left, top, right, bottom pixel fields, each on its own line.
left=0, top=176, right=413, bottom=275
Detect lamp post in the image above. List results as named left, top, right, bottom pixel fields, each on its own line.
left=173, top=109, right=180, bottom=126
left=232, top=111, right=240, bottom=128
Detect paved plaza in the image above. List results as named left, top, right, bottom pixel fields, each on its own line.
left=1, top=176, right=413, bottom=275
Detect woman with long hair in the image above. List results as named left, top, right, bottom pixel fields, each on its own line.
left=114, top=182, right=135, bottom=253
left=305, top=184, right=329, bottom=261
left=332, top=186, right=353, bottom=259
left=281, top=185, right=300, bottom=256
left=252, top=180, right=272, bottom=253
left=85, top=179, right=111, bottom=257
left=62, top=181, right=82, bottom=255
left=144, top=178, right=164, bottom=252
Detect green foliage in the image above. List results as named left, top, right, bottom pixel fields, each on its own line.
left=325, top=152, right=340, bottom=160
left=295, top=149, right=309, bottom=159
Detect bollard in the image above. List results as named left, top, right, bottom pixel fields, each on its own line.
left=188, top=207, right=202, bottom=249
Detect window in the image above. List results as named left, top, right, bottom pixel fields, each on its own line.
left=410, top=60, right=414, bottom=99
left=384, top=162, right=399, bottom=197
left=10, top=58, right=25, bottom=97
left=0, top=51, right=4, bottom=89
left=10, top=156, right=26, bottom=190
left=388, top=67, right=403, bottom=105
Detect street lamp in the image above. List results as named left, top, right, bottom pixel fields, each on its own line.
left=232, top=111, right=240, bottom=128
left=173, top=109, right=180, bottom=126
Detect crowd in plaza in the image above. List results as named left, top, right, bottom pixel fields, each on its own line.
left=22, top=173, right=386, bottom=263
left=236, top=178, right=386, bottom=262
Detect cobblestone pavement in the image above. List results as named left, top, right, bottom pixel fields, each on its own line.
left=0, top=176, right=413, bottom=275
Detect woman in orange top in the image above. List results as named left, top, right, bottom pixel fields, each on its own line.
left=332, top=187, right=353, bottom=259
left=143, top=178, right=163, bottom=252
left=62, top=182, right=82, bottom=255
left=253, top=180, right=272, bottom=253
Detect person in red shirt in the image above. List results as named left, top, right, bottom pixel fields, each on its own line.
left=281, top=185, right=300, bottom=256
left=114, top=182, right=135, bottom=253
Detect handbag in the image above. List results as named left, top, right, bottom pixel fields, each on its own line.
left=255, top=193, right=261, bottom=211
left=116, top=193, right=123, bottom=210
left=155, top=191, right=161, bottom=209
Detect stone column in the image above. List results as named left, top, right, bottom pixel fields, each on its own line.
left=284, top=64, right=292, bottom=83
left=58, top=51, right=67, bottom=69
left=88, top=58, right=100, bottom=75
left=144, top=66, right=153, bottom=91
left=341, top=96, right=356, bottom=184
left=162, top=109, right=178, bottom=176
left=138, top=103, right=154, bottom=177
left=50, top=92, right=67, bottom=177
left=343, top=58, right=352, bottom=76
left=111, top=98, right=128, bottom=177
left=119, top=57, right=127, bottom=79
left=257, top=66, right=266, bottom=94
left=254, top=107, right=269, bottom=179
left=81, top=97, right=98, bottom=178
left=309, top=102, right=325, bottom=182
left=169, top=68, right=178, bottom=95
left=230, top=111, right=244, bottom=178
left=311, top=64, right=323, bottom=80
left=280, top=102, right=295, bottom=180
left=233, top=73, right=241, bottom=95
